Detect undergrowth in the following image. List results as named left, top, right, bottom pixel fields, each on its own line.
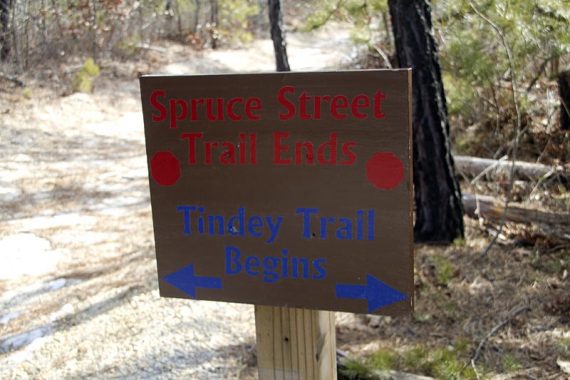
left=339, top=342, right=481, bottom=380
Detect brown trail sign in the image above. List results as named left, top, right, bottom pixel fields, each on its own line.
left=140, top=70, right=413, bottom=316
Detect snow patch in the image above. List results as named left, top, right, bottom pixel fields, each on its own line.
left=82, top=111, right=144, bottom=139
left=47, top=278, right=67, bottom=291
left=0, top=325, right=52, bottom=353
left=0, top=311, right=21, bottom=325
left=0, top=234, right=62, bottom=279
left=0, top=186, right=21, bottom=202
left=5, top=213, right=97, bottom=230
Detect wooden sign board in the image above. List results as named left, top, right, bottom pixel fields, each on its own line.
left=140, top=70, right=413, bottom=315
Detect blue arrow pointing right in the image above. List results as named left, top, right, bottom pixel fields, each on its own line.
left=336, top=275, right=407, bottom=313
left=163, top=264, right=222, bottom=299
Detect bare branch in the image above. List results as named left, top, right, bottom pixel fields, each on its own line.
left=468, top=0, right=523, bottom=257
left=470, top=304, right=530, bottom=364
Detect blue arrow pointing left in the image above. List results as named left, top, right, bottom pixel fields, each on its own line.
left=163, top=264, right=222, bottom=299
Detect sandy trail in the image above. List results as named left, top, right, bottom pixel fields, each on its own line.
left=0, top=26, right=355, bottom=379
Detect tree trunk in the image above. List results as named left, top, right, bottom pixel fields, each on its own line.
left=267, top=0, right=290, bottom=72
left=559, top=70, right=570, bottom=131
left=1, top=0, right=11, bottom=61
left=176, top=0, right=182, bottom=36
left=193, top=0, right=201, bottom=34
left=209, top=0, right=218, bottom=49
left=90, top=0, right=97, bottom=61
left=388, top=0, right=464, bottom=243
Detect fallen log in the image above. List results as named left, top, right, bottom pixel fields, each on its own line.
left=462, top=193, right=570, bottom=226
left=454, top=155, right=568, bottom=182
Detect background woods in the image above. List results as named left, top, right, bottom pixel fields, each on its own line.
left=0, top=0, right=262, bottom=69
left=1, top=0, right=568, bottom=150
left=1, top=0, right=567, bottom=186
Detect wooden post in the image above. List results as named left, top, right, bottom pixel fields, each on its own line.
left=255, top=306, right=337, bottom=380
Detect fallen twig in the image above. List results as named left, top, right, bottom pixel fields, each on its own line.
left=464, top=155, right=507, bottom=184
left=371, top=45, right=392, bottom=69
left=470, top=305, right=531, bottom=364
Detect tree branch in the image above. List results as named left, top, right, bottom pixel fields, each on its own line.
left=468, top=0, right=523, bottom=257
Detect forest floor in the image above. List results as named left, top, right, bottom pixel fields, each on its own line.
left=0, top=24, right=569, bottom=379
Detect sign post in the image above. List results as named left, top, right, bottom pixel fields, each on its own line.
left=255, top=306, right=336, bottom=379
left=140, top=70, right=413, bottom=379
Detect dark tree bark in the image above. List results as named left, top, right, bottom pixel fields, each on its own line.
left=0, top=0, right=10, bottom=61
left=559, top=70, right=570, bottom=130
left=388, top=0, right=464, bottom=243
left=267, top=0, right=290, bottom=72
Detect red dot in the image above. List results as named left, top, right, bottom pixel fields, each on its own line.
left=365, top=152, right=404, bottom=190
left=151, top=151, right=181, bottom=186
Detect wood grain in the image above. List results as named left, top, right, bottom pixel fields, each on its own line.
left=255, top=306, right=337, bottom=380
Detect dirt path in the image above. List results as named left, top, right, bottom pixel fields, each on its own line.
left=0, top=26, right=356, bottom=379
